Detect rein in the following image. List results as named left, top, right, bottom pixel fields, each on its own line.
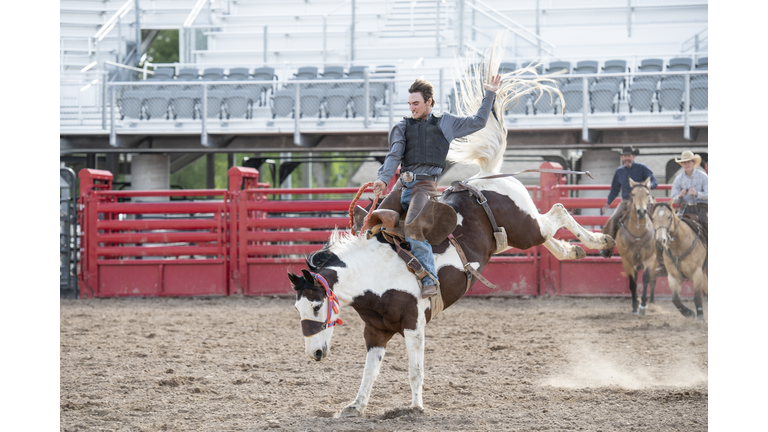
left=300, top=272, right=343, bottom=337
left=349, top=182, right=378, bottom=236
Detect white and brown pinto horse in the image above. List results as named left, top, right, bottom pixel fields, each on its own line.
left=616, top=177, right=658, bottom=315
left=652, top=202, right=708, bottom=320
left=288, top=36, right=616, bottom=417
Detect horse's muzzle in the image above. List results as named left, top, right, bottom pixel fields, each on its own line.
left=311, top=343, right=328, bottom=361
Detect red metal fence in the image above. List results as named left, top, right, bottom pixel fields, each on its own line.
left=78, top=163, right=692, bottom=298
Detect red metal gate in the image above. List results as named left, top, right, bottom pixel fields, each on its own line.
left=78, top=163, right=693, bottom=298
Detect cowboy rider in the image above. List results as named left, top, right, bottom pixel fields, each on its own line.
left=599, top=145, right=658, bottom=258
left=372, top=75, right=502, bottom=298
left=671, top=150, right=708, bottom=234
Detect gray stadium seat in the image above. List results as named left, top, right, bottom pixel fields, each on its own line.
left=177, top=68, right=200, bottom=81
left=203, top=68, right=225, bottom=81
left=170, top=88, right=199, bottom=119
left=690, top=77, right=708, bottom=111
left=205, top=89, right=226, bottom=119
left=499, top=62, right=516, bottom=74
left=347, top=66, right=368, bottom=79
left=321, top=66, right=345, bottom=79
left=324, top=88, right=351, bottom=117
left=590, top=81, right=620, bottom=113
left=351, top=87, right=376, bottom=118
left=295, top=67, right=319, bottom=80
left=227, top=67, right=250, bottom=81
left=658, top=80, right=684, bottom=112
left=664, top=58, right=693, bottom=85
left=547, top=61, right=571, bottom=88
left=149, top=68, right=173, bottom=81
left=520, top=61, right=543, bottom=75
left=119, top=89, right=145, bottom=119
left=692, top=57, right=708, bottom=82
left=448, top=87, right=457, bottom=114
left=251, top=67, right=276, bottom=107
left=533, top=91, right=558, bottom=115
left=271, top=88, right=295, bottom=118
left=224, top=93, right=249, bottom=119
left=144, top=87, right=172, bottom=119
left=505, top=94, right=530, bottom=115
left=627, top=81, right=656, bottom=113
left=600, top=60, right=627, bottom=87
left=299, top=88, right=325, bottom=118
left=634, top=59, right=663, bottom=85
left=561, top=81, right=584, bottom=114
left=573, top=60, right=598, bottom=85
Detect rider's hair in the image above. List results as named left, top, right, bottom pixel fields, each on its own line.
left=408, top=79, right=436, bottom=107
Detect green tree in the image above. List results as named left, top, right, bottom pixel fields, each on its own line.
left=140, top=29, right=179, bottom=66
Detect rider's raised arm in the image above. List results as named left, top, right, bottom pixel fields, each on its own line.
left=438, top=89, right=496, bottom=142
left=376, top=120, right=407, bottom=184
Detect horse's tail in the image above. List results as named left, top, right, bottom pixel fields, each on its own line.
left=447, top=32, right=565, bottom=174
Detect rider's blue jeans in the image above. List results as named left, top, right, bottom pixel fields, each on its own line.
left=400, top=179, right=438, bottom=287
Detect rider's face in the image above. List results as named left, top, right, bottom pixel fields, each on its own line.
left=620, top=154, right=635, bottom=168
left=408, top=92, right=432, bottom=120
left=681, top=160, right=695, bottom=175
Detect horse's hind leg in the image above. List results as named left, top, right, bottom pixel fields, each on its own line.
left=404, top=324, right=426, bottom=410
left=542, top=237, right=585, bottom=260
left=539, top=203, right=616, bottom=251
left=692, top=270, right=706, bottom=321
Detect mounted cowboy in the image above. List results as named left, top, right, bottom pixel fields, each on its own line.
left=599, top=145, right=658, bottom=258
left=371, top=75, right=503, bottom=298
left=671, top=150, right=708, bottom=237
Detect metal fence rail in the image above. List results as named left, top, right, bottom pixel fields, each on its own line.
left=61, top=168, right=79, bottom=299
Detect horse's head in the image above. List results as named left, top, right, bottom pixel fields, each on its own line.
left=629, top=177, right=653, bottom=220
left=289, top=269, right=341, bottom=362
left=652, top=202, right=676, bottom=247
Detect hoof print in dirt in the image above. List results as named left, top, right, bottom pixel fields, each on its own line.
left=378, top=407, right=424, bottom=420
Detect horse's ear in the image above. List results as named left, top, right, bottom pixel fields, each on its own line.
left=287, top=271, right=301, bottom=289
left=643, top=177, right=651, bottom=187
left=301, top=269, right=316, bottom=285
left=629, top=178, right=638, bottom=187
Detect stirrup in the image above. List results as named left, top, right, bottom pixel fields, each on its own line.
left=421, top=283, right=439, bottom=298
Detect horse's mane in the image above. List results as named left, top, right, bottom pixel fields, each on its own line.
left=306, top=229, right=367, bottom=271
left=447, top=32, right=564, bottom=174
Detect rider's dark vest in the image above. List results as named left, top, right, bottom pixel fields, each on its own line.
left=402, top=114, right=450, bottom=169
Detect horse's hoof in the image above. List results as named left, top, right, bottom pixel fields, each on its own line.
left=604, top=235, right=616, bottom=249
left=632, top=310, right=639, bottom=315
left=697, top=315, right=705, bottom=322
left=339, top=405, right=363, bottom=418
left=574, top=245, right=586, bottom=259
left=639, top=305, right=647, bottom=316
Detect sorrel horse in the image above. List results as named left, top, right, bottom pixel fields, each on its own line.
left=287, top=36, right=616, bottom=417
left=615, top=178, right=658, bottom=315
left=652, top=202, right=708, bottom=320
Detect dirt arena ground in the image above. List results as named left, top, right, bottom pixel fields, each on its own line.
left=61, top=295, right=707, bottom=431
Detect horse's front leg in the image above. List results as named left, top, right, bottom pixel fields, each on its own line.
left=404, top=324, right=426, bottom=410
left=339, top=327, right=394, bottom=418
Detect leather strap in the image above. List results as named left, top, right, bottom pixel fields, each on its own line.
left=449, top=234, right=497, bottom=292
left=394, top=242, right=429, bottom=280
left=447, top=181, right=508, bottom=254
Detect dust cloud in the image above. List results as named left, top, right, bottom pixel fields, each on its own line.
left=543, top=343, right=708, bottom=390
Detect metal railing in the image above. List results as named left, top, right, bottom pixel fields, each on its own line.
left=60, top=167, right=78, bottom=299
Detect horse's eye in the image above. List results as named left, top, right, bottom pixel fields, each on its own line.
left=313, top=305, right=321, bottom=313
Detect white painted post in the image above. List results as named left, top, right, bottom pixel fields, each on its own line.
left=294, top=82, right=301, bottom=145
left=201, top=83, right=208, bottom=146
left=364, top=68, right=370, bottom=128
left=684, top=72, right=690, bottom=140
left=582, top=76, right=589, bottom=142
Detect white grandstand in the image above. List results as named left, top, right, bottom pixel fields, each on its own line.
left=60, top=0, right=708, bottom=193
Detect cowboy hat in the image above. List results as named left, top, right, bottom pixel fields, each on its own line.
left=675, top=150, right=702, bottom=167
left=620, top=146, right=640, bottom=156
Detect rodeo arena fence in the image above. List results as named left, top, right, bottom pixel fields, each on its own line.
left=72, top=162, right=697, bottom=300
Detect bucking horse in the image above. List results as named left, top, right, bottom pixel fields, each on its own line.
left=287, top=35, right=616, bottom=417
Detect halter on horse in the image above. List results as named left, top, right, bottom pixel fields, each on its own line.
left=652, top=202, right=708, bottom=320
left=615, top=177, right=658, bottom=315
left=288, top=34, right=617, bottom=417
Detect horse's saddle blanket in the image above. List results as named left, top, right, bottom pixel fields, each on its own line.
left=679, top=215, right=708, bottom=248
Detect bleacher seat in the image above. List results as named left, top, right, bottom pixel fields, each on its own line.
left=294, top=66, right=319, bottom=80
left=533, top=92, right=558, bottom=115
left=271, top=88, right=295, bottom=118
left=600, top=60, right=627, bottom=87
left=692, top=57, right=708, bottom=82
left=351, top=87, right=376, bottom=118
left=149, top=68, right=174, bottom=81
left=300, top=88, right=325, bottom=118
left=448, top=87, right=457, bottom=114
left=547, top=61, right=571, bottom=88
left=145, top=88, right=172, bottom=119
left=634, top=59, right=663, bottom=85
left=227, top=67, right=250, bottom=81
left=177, top=68, right=200, bottom=81
left=324, top=88, right=351, bottom=117
left=203, top=68, right=225, bottom=81
left=520, top=61, right=543, bottom=75
left=627, top=81, right=656, bottom=113
left=251, top=67, right=277, bottom=106
left=170, top=89, right=199, bottom=119
left=573, top=60, right=598, bottom=85
left=505, top=94, right=530, bottom=115
left=321, top=66, right=345, bottom=79
left=658, top=80, right=684, bottom=112
left=561, top=81, right=584, bottom=114
left=119, top=89, right=145, bottom=119
left=690, top=77, right=708, bottom=110
left=664, top=58, right=692, bottom=85
left=591, top=81, right=620, bottom=113
left=499, top=62, right=516, bottom=74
